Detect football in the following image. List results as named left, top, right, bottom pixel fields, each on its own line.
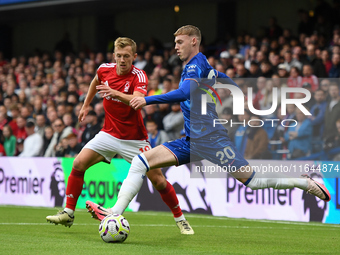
left=98, top=214, right=130, bottom=243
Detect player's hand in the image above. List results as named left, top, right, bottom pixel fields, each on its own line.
left=96, top=84, right=117, bottom=98
left=130, top=97, right=146, bottom=110
left=78, top=105, right=90, bottom=123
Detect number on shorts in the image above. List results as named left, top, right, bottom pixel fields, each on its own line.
left=216, top=146, right=235, bottom=164
left=139, top=146, right=150, bottom=153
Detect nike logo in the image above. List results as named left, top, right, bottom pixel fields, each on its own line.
left=315, top=182, right=330, bottom=201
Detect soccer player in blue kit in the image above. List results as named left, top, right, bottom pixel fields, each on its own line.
left=92, top=25, right=330, bottom=218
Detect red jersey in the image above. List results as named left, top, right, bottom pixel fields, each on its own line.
left=97, top=63, right=148, bottom=140
left=300, top=75, right=319, bottom=92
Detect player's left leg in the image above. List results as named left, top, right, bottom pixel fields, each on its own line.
left=197, top=132, right=330, bottom=202
left=146, top=169, right=194, bottom=234
left=234, top=166, right=330, bottom=201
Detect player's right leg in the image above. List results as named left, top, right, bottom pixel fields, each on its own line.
left=46, top=148, right=105, bottom=227
left=110, top=145, right=177, bottom=215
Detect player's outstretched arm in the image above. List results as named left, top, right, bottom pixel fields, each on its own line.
left=79, top=75, right=100, bottom=122
left=130, top=80, right=192, bottom=110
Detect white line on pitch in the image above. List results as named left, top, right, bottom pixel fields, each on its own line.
left=0, top=222, right=338, bottom=231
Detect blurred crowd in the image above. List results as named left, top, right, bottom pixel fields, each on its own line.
left=1, top=0, right=340, bottom=160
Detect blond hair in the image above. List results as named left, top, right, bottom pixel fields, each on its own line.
left=114, top=37, right=137, bottom=54
left=174, top=25, right=201, bottom=45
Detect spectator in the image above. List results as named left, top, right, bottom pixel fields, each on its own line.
left=252, top=77, right=266, bottom=109
left=219, top=51, right=232, bottom=70
left=226, top=68, right=235, bottom=78
left=16, top=116, right=27, bottom=143
left=146, top=119, right=169, bottom=148
left=41, top=126, right=54, bottom=156
left=46, top=107, right=58, bottom=126
left=163, top=102, right=184, bottom=140
left=309, top=89, right=327, bottom=138
left=55, top=137, right=69, bottom=157
left=259, top=61, right=273, bottom=78
left=300, top=82, right=316, bottom=110
left=56, top=102, right=67, bottom=118
left=32, top=95, right=44, bottom=117
left=3, top=125, right=16, bottom=156
left=256, top=51, right=267, bottom=65
left=269, top=52, right=280, bottom=73
left=301, top=44, right=327, bottom=77
left=277, top=63, right=289, bottom=78
left=94, top=102, right=105, bottom=124
left=283, top=50, right=302, bottom=71
left=248, top=61, right=261, bottom=78
left=320, top=50, right=332, bottom=76
left=244, top=115, right=270, bottom=159
left=328, top=53, right=340, bottom=78
left=64, top=133, right=82, bottom=158
left=319, top=79, right=331, bottom=102
left=287, top=66, right=303, bottom=98
left=19, top=120, right=43, bottom=157
left=80, top=110, right=101, bottom=147
left=147, top=76, right=162, bottom=96
left=44, top=118, right=73, bottom=157
left=62, top=112, right=75, bottom=128
left=323, top=83, right=340, bottom=142
left=244, top=46, right=258, bottom=69
left=35, top=114, right=46, bottom=137
left=284, top=108, right=313, bottom=159
left=8, top=105, right=19, bottom=135
left=143, top=104, right=164, bottom=130
left=235, top=63, right=249, bottom=78
left=301, top=64, right=319, bottom=92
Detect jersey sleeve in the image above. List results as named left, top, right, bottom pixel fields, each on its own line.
left=133, top=69, right=148, bottom=95
left=145, top=79, right=193, bottom=104
left=183, top=64, right=202, bottom=84
left=96, top=64, right=106, bottom=83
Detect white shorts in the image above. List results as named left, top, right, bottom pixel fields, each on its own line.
left=83, top=131, right=151, bottom=163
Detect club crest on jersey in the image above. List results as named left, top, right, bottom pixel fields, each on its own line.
left=124, top=81, right=130, bottom=92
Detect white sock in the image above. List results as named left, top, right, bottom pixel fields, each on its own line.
left=246, top=172, right=308, bottom=190
left=111, top=154, right=149, bottom=215
left=174, top=215, right=185, bottom=222
left=64, top=208, right=74, bottom=216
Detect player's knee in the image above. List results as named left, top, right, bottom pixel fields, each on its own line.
left=72, top=157, right=87, bottom=172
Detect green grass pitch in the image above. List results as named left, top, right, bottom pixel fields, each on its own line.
left=0, top=205, right=339, bottom=255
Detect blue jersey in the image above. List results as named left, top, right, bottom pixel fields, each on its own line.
left=145, top=52, right=238, bottom=139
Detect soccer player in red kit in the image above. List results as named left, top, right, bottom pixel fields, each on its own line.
left=46, top=37, right=194, bottom=235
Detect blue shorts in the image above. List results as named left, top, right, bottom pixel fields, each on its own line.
left=162, top=130, right=249, bottom=171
